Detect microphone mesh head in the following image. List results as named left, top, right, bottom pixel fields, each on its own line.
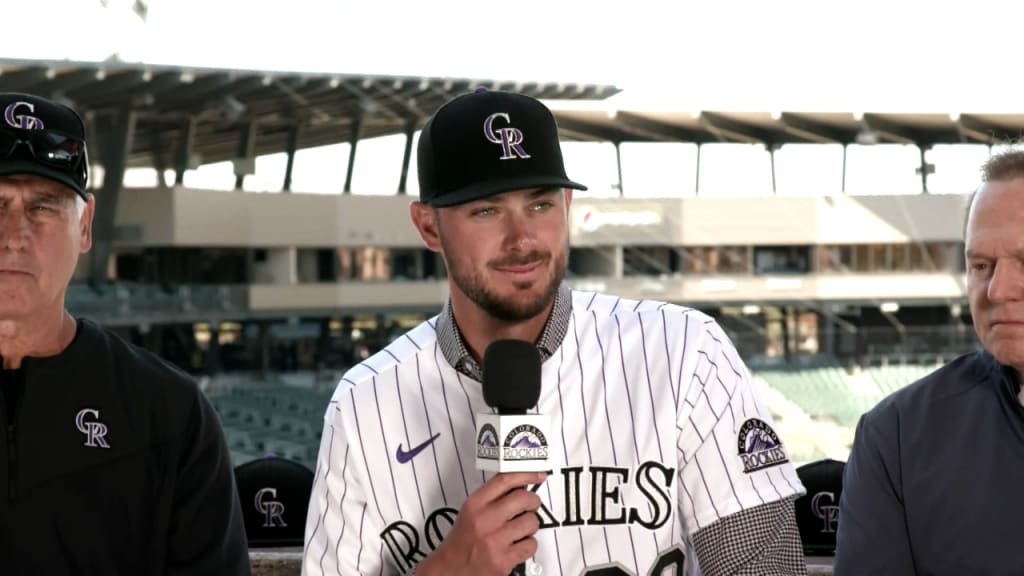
left=482, top=339, right=542, bottom=413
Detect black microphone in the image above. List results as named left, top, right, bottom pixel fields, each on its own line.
left=478, top=339, right=546, bottom=576
left=482, top=339, right=542, bottom=416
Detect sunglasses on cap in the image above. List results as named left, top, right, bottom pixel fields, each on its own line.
left=0, top=124, right=88, bottom=188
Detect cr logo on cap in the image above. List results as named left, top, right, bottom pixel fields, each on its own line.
left=4, top=101, right=44, bottom=130
left=254, top=487, right=287, bottom=528
left=811, top=491, right=839, bottom=533
left=483, top=112, right=530, bottom=160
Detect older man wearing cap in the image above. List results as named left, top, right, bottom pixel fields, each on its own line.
left=303, top=89, right=807, bottom=576
left=0, top=93, right=250, bottom=575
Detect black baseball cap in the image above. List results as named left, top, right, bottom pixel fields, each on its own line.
left=417, top=88, right=586, bottom=207
left=0, top=92, right=89, bottom=200
left=794, top=458, right=846, bottom=556
left=234, top=456, right=315, bottom=548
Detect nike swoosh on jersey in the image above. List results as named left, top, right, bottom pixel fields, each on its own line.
left=396, top=432, right=441, bottom=463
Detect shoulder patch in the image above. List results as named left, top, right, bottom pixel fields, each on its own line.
left=737, top=418, right=790, bottom=473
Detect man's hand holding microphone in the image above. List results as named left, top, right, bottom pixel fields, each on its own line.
left=415, top=340, right=550, bottom=576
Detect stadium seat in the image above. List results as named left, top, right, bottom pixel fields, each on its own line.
left=794, top=459, right=845, bottom=557
left=234, top=456, right=315, bottom=548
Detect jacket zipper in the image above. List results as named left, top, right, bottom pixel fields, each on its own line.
left=4, top=369, right=21, bottom=504
left=6, top=421, right=13, bottom=503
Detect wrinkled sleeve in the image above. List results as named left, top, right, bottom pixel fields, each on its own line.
left=168, top=391, right=251, bottom=576
left=834, top=409, right=915, bottom=575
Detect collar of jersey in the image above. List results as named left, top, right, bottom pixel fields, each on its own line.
left=436, top=283, right=572, bottom=382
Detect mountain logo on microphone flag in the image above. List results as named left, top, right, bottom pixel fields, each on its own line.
left=476, top=423, right=500, bottom=460
left=503, top=424, right=549, bottom=461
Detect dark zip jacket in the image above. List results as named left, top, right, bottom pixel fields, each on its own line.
left=835, top=349, right=1024, bottom=575
left=0, top=318, right=250, bottom=575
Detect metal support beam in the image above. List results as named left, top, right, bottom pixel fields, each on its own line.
left=859, top=113, right=918, bottom=145
left=233, top=121, right=257, bottom=190
left=83, top=110, right=99, bottom=171
left=917, top=145, right=934, bottom=194
left=174, top=117, right=197, bottom=185
left=615, top=111, right=713, bottom=142
left=699, top=111, right=775, bottom=144
left=153, top=73, right=232, bottom=108
left=343, top=114, right=363, bottom=194
left=614, top=142, right=624, bottom=197
left=282, top=122, right=302, bottom=193
left=397, top=118, right=417, bottom=194
left=373, top=82, right=426, bottom=120
left=73, top=70, right=147, bottom=105
left=89, top=108, right=136, bottom=285
left=0, top=67, right=50, bottom=91
left=694, top=143, right=702, bottom=196
left=150, top=130, right=169, bottom=188
left=777, top=113, right=857, bottom=143
left=85, top=70, right=182, bottom=108
left=955, top=114, right=1005, bottom=144
left=841, top=143, right=848, bottom=194
left=769, top=144, right=778, bottom=194
left=552, top=117, right=628, bottom=143
left=25, top=68, right=98, bottom=99
left=179, top=76, right=264, bottom=113
left=338, top=81, right=400, bottom=121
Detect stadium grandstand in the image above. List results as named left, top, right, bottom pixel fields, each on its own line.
left=1, top=55, right=1003, bottom=474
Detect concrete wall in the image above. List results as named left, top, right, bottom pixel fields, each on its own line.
left=113, top=187, right=971, bottom=249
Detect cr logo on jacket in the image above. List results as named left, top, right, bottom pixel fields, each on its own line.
left=75, top=408, right=110, bottom=449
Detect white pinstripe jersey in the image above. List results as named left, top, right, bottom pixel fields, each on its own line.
left=302, top=290, right=805, bottom=575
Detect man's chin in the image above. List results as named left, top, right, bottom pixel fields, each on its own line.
left=989, top=343, right=1024, bottom=368
left=484, top=292, right=556, bottom=322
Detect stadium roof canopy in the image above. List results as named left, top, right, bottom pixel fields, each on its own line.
left=0, top=58, right=621, bottom=168
left=546, top=103, right=1024, bottom=148
left=2, top=58, right=1021, bottom=173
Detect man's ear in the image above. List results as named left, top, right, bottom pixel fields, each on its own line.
left=409, top=201, right=442, bottom=252
left=78, top=194, right=95, bottom=253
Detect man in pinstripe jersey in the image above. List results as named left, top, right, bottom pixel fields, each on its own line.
left=302, top=89, right=807, bottom=576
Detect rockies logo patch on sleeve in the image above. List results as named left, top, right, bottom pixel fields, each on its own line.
left=737, top=418, right=790, bottom=473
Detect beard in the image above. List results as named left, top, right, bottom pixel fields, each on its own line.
left=441, top=237, right=568, bottom=323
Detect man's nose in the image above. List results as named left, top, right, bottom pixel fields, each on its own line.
left=501, top=211, right=537, bottom=252
left=987, top=258, right=1024, bottom=303
left=0, top=205, right=30, bottom=251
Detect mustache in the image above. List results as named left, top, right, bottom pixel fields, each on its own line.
left=489, top=251, right=550, bottom=268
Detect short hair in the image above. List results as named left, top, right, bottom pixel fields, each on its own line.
left=964, top=147, right=1024, bottom=237
left=981, top=148, right=1024, bottom=183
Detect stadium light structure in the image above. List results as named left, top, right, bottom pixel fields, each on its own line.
left=222, top=95, right=246, bottom=122
left=856, top=127, right=879, bottom=145
left=880, top=302, right=900, bottom=313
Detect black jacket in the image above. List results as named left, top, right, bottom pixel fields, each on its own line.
left=835, top=350, right=1024, bottom=575
left=0, top=318, right=250, bottom=575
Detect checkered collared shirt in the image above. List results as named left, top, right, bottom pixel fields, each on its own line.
left=435, top=283, right=572, bottom=381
